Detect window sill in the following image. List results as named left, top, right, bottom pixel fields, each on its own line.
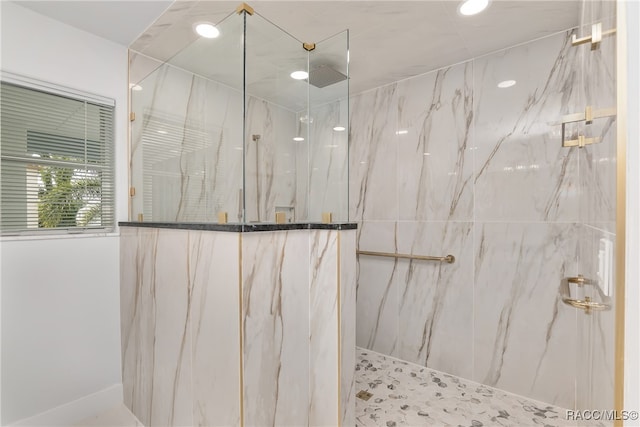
left=1, top=230, right=120, bottom=242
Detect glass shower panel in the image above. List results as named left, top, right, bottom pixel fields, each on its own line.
left=575, top=0, right=617, bottom=415
left=243, top=12, right=308, bottom=223
left=308, top=30, right=349, bottom=222
left=130, top=11, right=244, bottom=222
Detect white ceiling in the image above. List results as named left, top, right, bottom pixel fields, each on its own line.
left=15, top=0, right=580, bottom=98
left=15, top=0, right=173, bottom=46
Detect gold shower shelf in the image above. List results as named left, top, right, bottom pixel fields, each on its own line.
left=356, top=250, right=455, bottom=264
left=560, top=275, right=611, bottom=314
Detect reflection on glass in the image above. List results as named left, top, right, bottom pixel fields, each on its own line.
left=129, top=7, right=349, bottom=224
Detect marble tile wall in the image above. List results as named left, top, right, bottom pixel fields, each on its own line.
left=121, top=227, right=356, bottom=427
left=120, top=227, right=241, bottom=427
left=340, top=229, right=357, bottom=427
left=309, top=230, right=339, bottom=426
left=244, top=98, right=297, bottom=223
left=351, top=22, right=617, bottom=411
left=241, top=231, right=310, bottom=426
left=306, top=99, right=350, bottom=223
left=472, top=31, right=581, bottom=409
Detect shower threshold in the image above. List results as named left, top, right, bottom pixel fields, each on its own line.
left=355, top=348, right=605, bottom=427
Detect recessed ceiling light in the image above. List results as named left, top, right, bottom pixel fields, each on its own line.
left=290, top=71, right=309, bottom=80
left=194, top=22, right=220, bottom=39
left=157, top=130, right=168, bottom=135
left=423, top=152, right=431, bottom=156
left=396, top=130, right=408, bottom=135
left=333, top=126, right=346, bottom=132
left=458, top=0, right=489, bottom=16
left=130, top=84, right=143, bottom=91
left=497, top=79, right=517, bottom=88
left=293, top=137, right=305, bottom=142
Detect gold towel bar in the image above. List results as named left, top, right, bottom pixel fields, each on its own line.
left=356, top=250, right=455, bottom=264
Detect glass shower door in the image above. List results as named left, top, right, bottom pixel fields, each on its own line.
left=562, top=0, right=618, bottom=420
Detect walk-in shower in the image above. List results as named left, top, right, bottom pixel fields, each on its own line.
left=121, top=0, right=626, bottom=426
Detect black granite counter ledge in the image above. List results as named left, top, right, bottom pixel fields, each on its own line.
left=118, top=222, right=244, bottom=232
left=306, top=223, right=357, bottom=230
left=119, top=221, right=357, bottom=232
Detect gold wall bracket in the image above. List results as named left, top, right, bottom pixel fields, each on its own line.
left=561, top=106, right=616, bottom=148
left=218, top=212, right=228, bottom=224
left=129, top=187, right=136, bottom=197
left=236, top=2, right=254, bottom=15
left=321, top=212, right=333, bottom=223
left=561, top=106, right=616, bottom=125
left=572, top=22, right=617, bottom=50
left=563, top=135, right=601, bottom=148
left=130, top=112, right=136, bottom=122
left=303, top=42, right=316, bottom=52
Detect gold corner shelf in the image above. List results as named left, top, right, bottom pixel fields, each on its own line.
left=560, top=275, right=612, bottom=314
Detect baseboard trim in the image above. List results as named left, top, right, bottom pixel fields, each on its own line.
left=8, top=384, right=123, bottom=426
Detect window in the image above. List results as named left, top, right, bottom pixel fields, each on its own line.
left=0, top=74, right=115, bottom=235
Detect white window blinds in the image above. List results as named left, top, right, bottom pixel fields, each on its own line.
left=0, top=78, right=115, bottom=235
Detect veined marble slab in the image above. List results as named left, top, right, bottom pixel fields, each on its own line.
left=473, top=30, right=580, bottom=223
left=396, top=63, right=474, bottom=222
left=473, top=222, right=579, bottom=409
left=241, top=230, right=310, bottom=426
left=309, top=230, right=339, bottom=426
left=120, top=227, right=194, bottom=427
left=349, top=85, right=399, bottom=222
left=396, top=221, right=474, bottom=379
left=340, top=230, right=358, bottom=427
left=120, top=228, right=241, bottom=427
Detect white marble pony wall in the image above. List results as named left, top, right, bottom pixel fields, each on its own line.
left=120, top=226, right=356, bottom=427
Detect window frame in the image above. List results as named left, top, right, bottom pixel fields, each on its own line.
left=0, top=71, right=116, bottom=237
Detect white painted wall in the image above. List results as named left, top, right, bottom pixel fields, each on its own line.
left=0, top=2, right=128, bottom=425
left=624, top=0, right=640, bottom=420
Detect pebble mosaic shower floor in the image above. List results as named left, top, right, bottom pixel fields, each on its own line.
left=355, top=348, right=604, bottom=427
